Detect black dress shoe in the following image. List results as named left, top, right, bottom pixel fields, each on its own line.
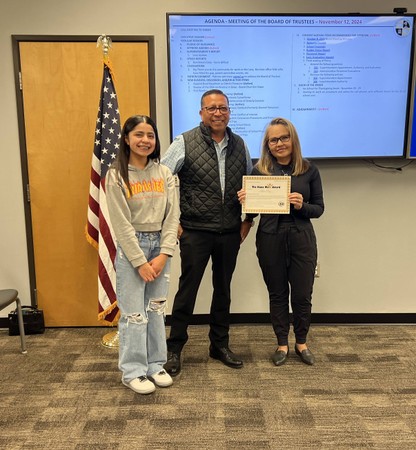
left=164, top=351, right=181, bottom=376
left=295, top=346, right=315, bottom=365
left=272, top=348, right=289, bottom=366
left=209, top=345, right=243, bottom=369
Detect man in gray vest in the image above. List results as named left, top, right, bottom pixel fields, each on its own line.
left=161, top=89, right=253, bottom=376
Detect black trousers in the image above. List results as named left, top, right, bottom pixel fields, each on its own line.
left=256, top=224, right=317, bottom=346
left=167, top=228, right=241, bottom=353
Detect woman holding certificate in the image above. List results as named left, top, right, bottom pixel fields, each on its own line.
left=239, top=117, right=324, bottom=366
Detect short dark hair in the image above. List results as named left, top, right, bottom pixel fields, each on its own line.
left=200, top=89, right=229, bottom=107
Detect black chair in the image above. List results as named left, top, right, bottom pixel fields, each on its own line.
left=0, top=289, right=27, bottom=354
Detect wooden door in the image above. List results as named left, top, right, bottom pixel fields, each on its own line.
left=18, top=40, right=153, bottom=326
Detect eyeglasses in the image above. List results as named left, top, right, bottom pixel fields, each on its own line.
left=268, top=135, right=290, bottom=145
left=201, top=106, right=230, bottom=114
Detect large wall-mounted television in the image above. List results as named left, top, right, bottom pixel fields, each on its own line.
left=167, top=13, right=415, bottom=159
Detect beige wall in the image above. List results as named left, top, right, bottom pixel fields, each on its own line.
left=1, top=0, right=415, bottom=318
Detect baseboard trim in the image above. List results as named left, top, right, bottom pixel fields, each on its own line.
left=169, top=313, right=416, bottom=326
left=1, top=313, right=415, bottom=330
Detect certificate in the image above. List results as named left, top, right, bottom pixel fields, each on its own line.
left=242, top=176, right=291, bottom=214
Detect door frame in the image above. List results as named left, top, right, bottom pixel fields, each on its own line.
left=12, top=35, right=156, bottom=307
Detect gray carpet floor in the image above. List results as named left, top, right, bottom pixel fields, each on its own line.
left=1, top=324, right=416, bottom=449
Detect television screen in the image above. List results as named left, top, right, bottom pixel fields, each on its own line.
left=167, top=14, right=415, bottom=159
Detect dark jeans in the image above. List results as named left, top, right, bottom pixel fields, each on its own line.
left=256, top=224, right=317, bottom=346
left=167, top=228, right=241, bottom=353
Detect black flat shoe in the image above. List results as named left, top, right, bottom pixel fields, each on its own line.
left=164, top=351, right=182, bottom=376
left=295, top=346, right=315, bottom=365
left=209, top=345, right=243, bottom=369
left=272, top=348, right=289, bottom=366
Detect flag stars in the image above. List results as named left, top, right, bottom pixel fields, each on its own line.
left=92, top=67, right=121, bottom=178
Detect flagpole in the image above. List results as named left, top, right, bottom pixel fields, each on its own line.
left=96, top=34, right=119, bottom=349
left=97, top=34, right=112, bottom=61
left=101, top=329, right=119, bottom=348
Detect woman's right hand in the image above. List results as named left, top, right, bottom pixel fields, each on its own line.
left=237, top=189, right=246, bottom=204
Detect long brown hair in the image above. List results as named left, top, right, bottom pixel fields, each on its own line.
left=256, top=117, right=309, bottom=176
left=113, top=115, right=161, bottom=196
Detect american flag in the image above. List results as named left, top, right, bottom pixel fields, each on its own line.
left=86, top=61, right=121, bottom=324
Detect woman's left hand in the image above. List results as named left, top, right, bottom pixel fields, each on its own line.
left=289, top=192, right=303, bottom=210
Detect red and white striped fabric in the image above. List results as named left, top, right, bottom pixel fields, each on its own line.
left=86, top=60, right=121, bottom=324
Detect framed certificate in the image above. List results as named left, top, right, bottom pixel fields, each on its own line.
left=242, top=176, right=291, bottom=214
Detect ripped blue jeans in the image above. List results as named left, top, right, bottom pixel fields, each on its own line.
left=116, top=232, right=170, bottom=383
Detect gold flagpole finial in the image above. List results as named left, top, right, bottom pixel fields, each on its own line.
left=97, top=34, right=113, bottom=61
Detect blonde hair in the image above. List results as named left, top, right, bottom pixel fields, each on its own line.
left=256, top=117, right=309, bottom=176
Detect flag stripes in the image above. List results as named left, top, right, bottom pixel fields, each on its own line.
left=86, top=61, right=121, bottom=324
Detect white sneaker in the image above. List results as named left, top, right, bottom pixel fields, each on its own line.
left=123, top=376, right=155, bottom=394
left=149, top=369, right=173, bottom=387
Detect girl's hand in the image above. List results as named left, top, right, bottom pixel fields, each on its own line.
left=138, top=262, right=157, bottom=282
left=148, top=254, right=168, bottom=277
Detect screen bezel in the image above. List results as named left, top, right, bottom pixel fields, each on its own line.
left=167, top=12, right=416, bottom=160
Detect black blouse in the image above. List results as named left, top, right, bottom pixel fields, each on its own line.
left=248, top=160, right=324, bottom=234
